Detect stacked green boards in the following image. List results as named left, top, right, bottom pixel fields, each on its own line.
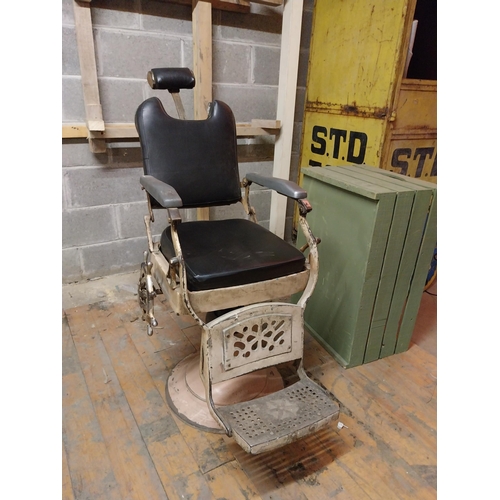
left=298, top=165, right=437, bottom=368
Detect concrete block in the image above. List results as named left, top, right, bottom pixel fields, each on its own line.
left=117, top=200, right=200, bottom=240
left=62, top=76, right=85, bottom=122
left=62, top=247, right=84, bottom=283
left=115, top=201, right=166, bottom=240
left=213, top=41, right=251, bottom=84
left=95, top=30, right=182, bottom=79
left=292, top=121, right=303, bottom=155
left=62, top=0, right=74, bottom=25
left=63, top=166, right=144, bottom=208
left=284, top=215, right=295, bottom=244
left=62, top=141, right=108, bottom=167
left=208, top=179, right=271, bottom=222
left=238, top=160, right=274, bottom=182
left=116, top=201, right=147, bottom=240
left=98, top=77, right=145, bottom=122
left=238, top=135, right=275, bottom=147
left=213, top=84, right=278, bottom=122
left=63, top=177, right=69, bottom=210
left=108, top=146, right=143, bottom=167
left=297, top=48, right=309, bottom=88
left=300, top=8, right=313, bottom=50
left=304, top=0, right=315, bottom=12
left=258, top=219, right=270, bottom=231
left=62, top=26, right=80, bottom=76
left=91, top=0, right=141, bottom=28
left=248, top=3, right=283, bottom=16
left=141, top=1, right=193, bottom=34
left=246, top=187, right=272, bottom=221
left=253, top=46, right=280, bottom=85
left=285, top=190, right=296, bottom=217
left=237, top=140, right=274, bottom=164
left=181, top=39, right=194, bottom=78
left=117, top=202, right=189, bottom=242
left=290, top=151, right=301, bottom=193
left=294, top=86, right=306, bottom=123
left=144, top=84, right=195, bottom=121
left=63, top=206, right=118, bottom=248
left=209, top=203, right=247, bottom=221
left=81, top=237, right=147, bottom=279
left=218, top=10, right=281, bottom=46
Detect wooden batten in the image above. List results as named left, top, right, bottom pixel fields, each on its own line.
left=72, top=0, right=106, bottom=153
left=62, top=122, right=281, bottom=139
left=251, top=0, right=282, bottom=4
left=192, top=0, right=213, bottom=222
left=168, top=0, right=251, bottom=13
left=192, top=0, right=213, bottom=122
left=236, top=123, right=281, bottom=136
left=168, top=0, right=283, bottom=11
left=250, top=119, right=281, bottom=129
left=269, top=0, right=304, bottom=238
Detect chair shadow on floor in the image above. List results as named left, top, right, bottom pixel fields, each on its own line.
left=227, top=418, right=351, bottom=494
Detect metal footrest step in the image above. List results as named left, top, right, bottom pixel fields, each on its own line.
left=217, top=377, right=340, bottom=454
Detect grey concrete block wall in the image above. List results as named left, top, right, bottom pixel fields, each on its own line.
left=62, top=0, right=314, bottom=283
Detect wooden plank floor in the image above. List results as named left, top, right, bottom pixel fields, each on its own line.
left=62, top=272, right=437, bottom=500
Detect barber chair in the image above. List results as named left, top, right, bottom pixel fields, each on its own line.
left=135, top=68, right=339, bottom=454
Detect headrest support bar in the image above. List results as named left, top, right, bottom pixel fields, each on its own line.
left=147, top=68, right=196, bottom=93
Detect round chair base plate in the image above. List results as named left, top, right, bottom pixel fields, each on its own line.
left=166, top=352, right=284, bottom=433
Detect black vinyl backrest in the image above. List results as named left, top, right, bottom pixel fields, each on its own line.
left=135, top=98, right=241, bottom=209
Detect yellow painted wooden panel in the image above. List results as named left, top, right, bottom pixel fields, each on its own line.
left=393, top=79, right=437, bottom=131
left=384, top=136, right=437, bottom=183
left=306, top=0, right=410, bottom=114
left=300, top=111, right=386, bottom=172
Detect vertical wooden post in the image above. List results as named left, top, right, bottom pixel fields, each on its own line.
left=72, top=0, right=106, bottom=153
left=192, top=0, right=213, bottom=221
left=269, top=0, right=304, bottom=238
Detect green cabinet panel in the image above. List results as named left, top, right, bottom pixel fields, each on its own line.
left=298, top=165, right=436, bottom=368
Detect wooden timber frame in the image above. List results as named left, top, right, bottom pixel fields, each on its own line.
left=65, top=0, right=304, bottom=234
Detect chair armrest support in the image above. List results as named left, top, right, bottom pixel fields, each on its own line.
left=244, top=173, right=307, bottom=200
left=140, top=175, right=183, bottom=208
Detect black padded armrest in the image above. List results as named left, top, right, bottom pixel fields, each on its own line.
left=140, top=175, right=183, bottom=208
left=244, top=173, right=307, bottom=200
left=147, top=68, right=195, bottom=93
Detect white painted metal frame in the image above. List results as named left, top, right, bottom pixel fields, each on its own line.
left=142, top=204, right=317, bottom=322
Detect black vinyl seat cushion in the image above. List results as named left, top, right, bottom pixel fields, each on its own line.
left=160, top=219, right=306, bottom=292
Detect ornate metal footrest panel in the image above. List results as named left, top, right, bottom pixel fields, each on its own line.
left=217, top=377, right=340, bottom=454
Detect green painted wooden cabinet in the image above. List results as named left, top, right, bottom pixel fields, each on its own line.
left=298, top=165, right=436, bottom=368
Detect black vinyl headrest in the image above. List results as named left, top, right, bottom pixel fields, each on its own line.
left=147, top=68, right=196, bottom=93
